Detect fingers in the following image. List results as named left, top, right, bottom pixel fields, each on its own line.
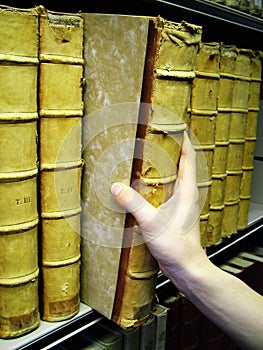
left=111, top=182, right=157, bottom=226
left=178, top=131, right=197, bottom=184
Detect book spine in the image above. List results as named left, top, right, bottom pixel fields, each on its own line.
left=112, top=18, right=202, bottom=328
left=139, top=315, right=156, bottom=350
left=208, top=44, right=236, bottom=245
left=152, top=303, right=168, bottom=350
left=239, top=0, right=250, bottom=12
left=0, top=5, right=40, bottom=338
left=238, top=50, right=263, bottom=230
left=38, top=8, right=84, bottom=321
left=103, top=318, right=141, bottom=350
left=221, top=48, right=252, bottom=238
left=178, top=293, right=202, bottom=349
left=225, top=0, right=239, bottom=8
left=156, top=283, right=181, bottom=349
left=189, top=42, right=220, bottom=247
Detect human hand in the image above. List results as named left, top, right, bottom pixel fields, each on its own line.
left=111, top=132, right=207, bottom=285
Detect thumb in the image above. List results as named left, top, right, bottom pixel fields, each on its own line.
left=110, top=182, right=157, bottom=227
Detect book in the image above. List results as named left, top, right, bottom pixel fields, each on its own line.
left=208, top=44, right=237, bottom=245
left=0, top=5, right=40, bottom=338
left=103, top=319, right=140, bottom=350
left=221, top=48, right=252, bottom=238
left=156, top=283, right=181, bottom=349
left=250, top=0, right=262, bottom=16
left=227, top=256, right=256, bottom=288
left=178, top=293, right=202, bottom=349
left=189, top=41, right=220, bottom=247
left=139, top=314, right=156, bottom=350
left=37, top=7, right=84, bottom=322
left=238, top=50, right=262, bottom=230
left=152, top=303, right=167, bottom=350
left=80, top=13, right=202, bottom=328
left=239, top=0, right=250, bottom=12
left=225, top=0, right=239, bottom=8
left=238, top=251, right=263, bottom=295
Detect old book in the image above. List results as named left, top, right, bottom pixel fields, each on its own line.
left=0, top=5, right=40, bottom=338
left=152, top=303, right=167, bottom=350
left=239, top=250, right=263, bottom=295
left=208, top=44, right=237, bottom=245
left=200, top=313, right=239, bottom=349
left=38, top=7, right=84, bottom=321
left=225, top=0, right=239, bottom=8
left=238, top=50, right=262, bottom=230
left=80, top=13, right=202, bottom=328
left=239, top=0, right=250, bottom=12
left=249, top=0, right=262, bottom=15
left=139, top=315, right=156, bottom=350
left=156, top=283, right=181, bottom=349
left=103, top=318, right=140, bottom=350
left=227, top=256, right=256, bottom=290
left=221, top=48, right=252, bottom=238
left=189, top=41, right=220, bottom=247
left=178, top=292, right=202, bottom=349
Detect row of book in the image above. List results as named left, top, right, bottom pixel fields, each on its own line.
left=0, top=4, right=262, bottom=341
left=0, top=5, right=84, bottom=339
left=212, top=0, right=263, bottom=17
left=50, top=247, right=263, bottom=349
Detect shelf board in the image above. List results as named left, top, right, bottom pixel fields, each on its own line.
left=0, top=304, right=98, bottom=350
left=144, top=0, right=263, bottom=32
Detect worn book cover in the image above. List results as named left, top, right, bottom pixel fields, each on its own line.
left=38, top=6, right=84, bottom=322
left=222, top=48, right=252, bottom=238
left=0, top=5, right=40, bottom=338
left=238, top=50, right=262, bottom=230
left=189, top=41, right=220, bottom=246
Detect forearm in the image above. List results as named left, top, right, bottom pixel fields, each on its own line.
left=168, top=257, right=263, bottom=350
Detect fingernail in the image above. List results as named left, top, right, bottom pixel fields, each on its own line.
left=111, top=183, right=123, bottom=197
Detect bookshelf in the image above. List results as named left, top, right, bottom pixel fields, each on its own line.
left=0, top=1, right=262, bottom=349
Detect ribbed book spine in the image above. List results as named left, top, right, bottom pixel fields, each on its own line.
left=38, top=7, right=84, bottom=321
left=208, top=44, right=236, bottom=245
left=238, top=50, right=262, bottom=230
left=221, top=48, right=252, bottom=238
left=190, top=42, right=220, bottom=247
left=0, top=5, right=40, bottom=338
left=113, top=19, right=202, bottom=327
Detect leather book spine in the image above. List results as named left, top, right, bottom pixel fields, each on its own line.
left=0, top=5, right=40, bottom=338
left=38, top=7, right=84, bottom=321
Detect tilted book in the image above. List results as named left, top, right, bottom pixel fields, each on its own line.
left=38, top=7, right=84, bottom=321
left=0, top=5, right=40, bottom=338
left=189, top=41, right=220, bottom=247
left=80, top=13, right=202, bottom=327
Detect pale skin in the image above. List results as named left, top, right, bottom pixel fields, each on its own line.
left=111, top=132, right=263, bottom=350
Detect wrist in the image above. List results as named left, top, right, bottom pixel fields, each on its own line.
left=167, top=248, right=214, bottom=295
